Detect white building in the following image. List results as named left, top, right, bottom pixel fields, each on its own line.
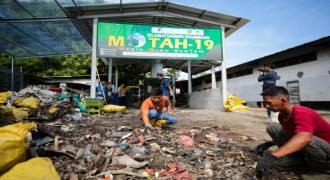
left=191, top=36, right=330, bottom=109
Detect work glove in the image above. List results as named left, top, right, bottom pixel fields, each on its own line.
left=255, top=141, right=274, bottom=155
left=144, top=124, right=155, bottom=130
left=256, top=153, right=278, bottom=178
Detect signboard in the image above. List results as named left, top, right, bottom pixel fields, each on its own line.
left=97, top=22, right=222, bottom=61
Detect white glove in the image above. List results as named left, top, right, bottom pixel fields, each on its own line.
left=170, top=91, right=174, bottom=96
left=145, top=124, right=154, bottom=129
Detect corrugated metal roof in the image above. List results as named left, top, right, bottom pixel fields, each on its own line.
left=0, top=0, right=249, bottom=75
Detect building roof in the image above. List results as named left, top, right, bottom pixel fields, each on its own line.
left=0, top=0, right=249, bottom=75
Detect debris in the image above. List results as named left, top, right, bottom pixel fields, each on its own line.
left=114, top=112, right=123, bottom=118
left=34, top=136, right=54, bottom=146
left=178, top=135, right=193, bottom=146
left=110, top=154, right=149, bottom=168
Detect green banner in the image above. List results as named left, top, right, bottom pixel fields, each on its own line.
left=97, top=22, right=222, bottom=61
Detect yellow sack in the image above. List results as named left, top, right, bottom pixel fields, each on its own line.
left=0, top=157, right=60, bottom=180
left=0, top=106, right=29, bottom=120
left=0, top=122, right=37, bottom=174
left=0, top=92, right=13, bottom=104
left=13, top=97, right=41, bottom=108
left=224, top=92, right=249, bottom=112
left=103, top=104, right=127, bottom=113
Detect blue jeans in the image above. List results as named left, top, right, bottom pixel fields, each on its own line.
left=140, top=109, right=178, bottom=124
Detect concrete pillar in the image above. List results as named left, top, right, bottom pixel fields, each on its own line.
left=211, top=65, right=216, bottom=89
left=115, top=65, right=118, bottom=93
left=188, top=60, right=192, bottom=93
left=151, top=59, right=163, bottom=78
left=221, top=26, right=228, bottom=107
left=90, top=18, right=98, bottom=98
left=108, top=58, right=112, bottom=83
left=172, top=68, right=176, bottom=101
left=11, top=57, right=15, bottom=91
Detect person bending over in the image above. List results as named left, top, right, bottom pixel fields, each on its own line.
left=256, top=86, right=330, bottom=179
left=139, top=88, right=177, bottom=129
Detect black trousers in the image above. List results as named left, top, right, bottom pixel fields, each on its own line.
left=119, top=96, right=126, bottom=106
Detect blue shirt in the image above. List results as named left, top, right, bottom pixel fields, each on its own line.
left=258, top=71, right=277, bottom=88
left=160, top=79, right=171, bottom=98
left=97, top=84, right=106, bottom=96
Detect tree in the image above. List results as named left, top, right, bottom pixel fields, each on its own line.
left=165, top=68, right=180, bottom=81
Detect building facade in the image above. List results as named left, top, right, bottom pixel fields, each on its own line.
left=191, top=36, right=330, bottom=109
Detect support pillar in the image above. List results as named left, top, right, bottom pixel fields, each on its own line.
left=211, top=65, right=216, bottom=89
left=188, top=60, right=192, bottom=93
left=90, top=18, right=98, bottom=98
left=11, top=57, right=15, bottom=91
left=172, top=68, right=176, bottom=101
left=115, top=65, right=118, bottom=93
left=151, top=59, right=163, bottom=78
left=108, top=58, right=112, bottom=83
left=221, top=26, right=228, bottom=107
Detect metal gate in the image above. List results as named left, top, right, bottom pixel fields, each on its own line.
left=287, top=81, right=300, bottom=105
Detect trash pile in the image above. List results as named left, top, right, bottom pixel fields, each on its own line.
left=0, top=87, right=87, bottom=126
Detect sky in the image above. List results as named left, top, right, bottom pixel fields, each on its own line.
left=164, top=0, right=330, bottom=78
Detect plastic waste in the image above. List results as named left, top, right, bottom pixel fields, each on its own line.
left=34, top=136, right=54, bottom=146
left=114, top=112, right=123, bottom=118
left=204, top=159, right=213, bottom=177
left=110, top=154, right=149, bottom=168
left=75, top=148, right=96, bottom=162
left=0, top=157, right=60, bottom=180
left=224, top=92, right=249, bottom=112
left=13, top=97, right=41, bottom=108
left=270, top=111, right=279, bottom=123
left=130, top=147, right=149, bottom=154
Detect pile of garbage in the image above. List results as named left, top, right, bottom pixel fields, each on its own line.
left=0, top=87, right=88, bottom=125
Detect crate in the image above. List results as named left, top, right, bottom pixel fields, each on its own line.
left=84, top=98, right=104, bottom=114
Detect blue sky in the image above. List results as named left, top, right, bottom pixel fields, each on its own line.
left=169, top=0, right=330, bottom=68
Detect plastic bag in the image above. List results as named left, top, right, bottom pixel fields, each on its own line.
left=103, top=104, right=127, bottom=113
left=13, top=97, right=41, bottom=108
left=0, top=92, right=13, bottom=104
left=224, top=92, right=249, bottom=112
left=0, top=122, right=37, bottom=174
left=0, top=106, right=29, bottom=120
left=0, top=157, right=60, bottom=180
left=48, top=107, right=58, bottom=114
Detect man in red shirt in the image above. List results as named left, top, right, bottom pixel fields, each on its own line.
left=256, top=86, right=330, bottom=179
left=139, top=88, right=177, bottom=129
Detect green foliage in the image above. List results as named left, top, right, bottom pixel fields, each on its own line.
left=165, top=69, right=180, bottom=80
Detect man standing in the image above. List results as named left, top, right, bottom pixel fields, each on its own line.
left=139, top=88, right=177, bottom=129
left=97, top=80, right=107, bottom=97
left=256, top=86, right=330, bottom=179
left=157, top=73, right=173, bottom=99
left=118, top=83, right=126, bottom=106
left=258, top=64, right=277, bottom=118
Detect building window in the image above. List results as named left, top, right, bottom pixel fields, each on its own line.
left=193, top=80, right=202, bottom=86
left=205, top=79, right=211, bottom=84
left=274, top=52, right=317, bottom=68
left=227, top=68, right=253, bottom=79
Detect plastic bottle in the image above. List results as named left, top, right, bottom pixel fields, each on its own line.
left=130, top=146, right=149, bottom=154
left=204, top=159, right=213, bottom=177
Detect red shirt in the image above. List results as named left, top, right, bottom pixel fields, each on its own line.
left=279, top=105, right=330, bottom=144
left=138, top=96, right=170, bottom=115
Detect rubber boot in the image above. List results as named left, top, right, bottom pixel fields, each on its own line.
left=149, top=119, right=157, bottom=127
left=156, top=120, right=167, bottom=126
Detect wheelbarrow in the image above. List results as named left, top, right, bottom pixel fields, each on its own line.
left=84, top=98, right=104, bottom=114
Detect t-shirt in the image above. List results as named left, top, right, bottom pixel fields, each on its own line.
left=139, top=96, right=170, bottom=115
left=118, top=86, right=125, bottom=97
left=97, top=84, right=106, bottom=96
left=161, top=79, right=171, bottom=97
left=278, top=105, right=330, bottom=144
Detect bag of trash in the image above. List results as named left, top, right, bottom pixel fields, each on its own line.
left=13, top=97, right=41, bottom=108
left=0, top=157, right=60, bottom=180
left=103, top=104, right=127, bottom=113
left=0, top=106, right=29, bottom=120
left=0, top=122, right=37, bottom=174
left=48, top=107, right=59, bottom=114
left=224, top=92, right=249, bottom=112
left=0, top=92, right=13, bottom=104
